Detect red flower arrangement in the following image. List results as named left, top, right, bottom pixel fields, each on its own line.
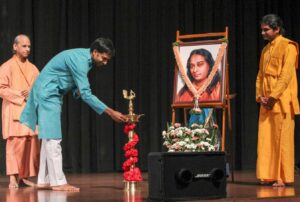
left=122, top=123, right=143, bottom=181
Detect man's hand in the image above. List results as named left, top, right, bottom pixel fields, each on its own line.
left=265, top=97, right=277, bottom=110
left=76, top=90, right=80, bottom=96
left=260, top=96, right=268, bottom=105
left=105, top=107, right=127, bottom=122
left=260, top=96, right=276, bottom=110
left=21, top=90, right=29, bottom=100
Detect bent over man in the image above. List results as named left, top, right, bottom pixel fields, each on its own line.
left=20, top=37, right=127, bottom=191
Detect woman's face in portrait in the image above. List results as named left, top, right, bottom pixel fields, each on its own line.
left=189, top=54, right=210, bottom=82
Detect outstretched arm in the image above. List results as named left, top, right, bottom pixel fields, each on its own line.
left=66, top=56, right=108, bottom=115
left=104, top=107, right=127, bottom=122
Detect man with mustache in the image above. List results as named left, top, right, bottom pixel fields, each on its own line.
left=256, top=14, right=299, bottom=187
left=20, top=37, right=127, bottom=191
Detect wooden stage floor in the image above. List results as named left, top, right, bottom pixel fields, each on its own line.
left=0, top=171, right=299, bottom=202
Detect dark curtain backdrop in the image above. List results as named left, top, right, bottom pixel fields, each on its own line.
left=1, top=0, right=300, bottom=173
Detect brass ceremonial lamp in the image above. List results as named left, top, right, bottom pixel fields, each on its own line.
left=123, top=90, right=143, bottom=124
left=122, top=90, right=143, bottom=193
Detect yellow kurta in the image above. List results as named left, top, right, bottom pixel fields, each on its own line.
left=256, top=35, right=299, bottom=183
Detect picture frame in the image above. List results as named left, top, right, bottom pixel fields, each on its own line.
left=172, top=39, right=227, bottom=107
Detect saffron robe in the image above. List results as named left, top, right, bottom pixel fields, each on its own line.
left=20, top=48, right=108, bottom=139
left=6, top=136, right=39, bottom=177
left=256, top=35, right=299, bottom=183
left=0, top=55, right=40, bottom=177
left=0, top=55, right=39, bottom=139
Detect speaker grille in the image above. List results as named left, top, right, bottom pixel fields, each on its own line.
left=148, top=152, right=227, bottom=200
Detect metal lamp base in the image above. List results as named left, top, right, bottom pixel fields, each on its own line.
left=124, top=181, right=138, bottom=192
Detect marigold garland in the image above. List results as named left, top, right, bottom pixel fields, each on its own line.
left=122, top=123, right=143, bottom=181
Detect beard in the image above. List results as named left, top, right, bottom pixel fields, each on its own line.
left=262, top=36, right=270, bottom=41
left=92, top=59, right=105, bottom=68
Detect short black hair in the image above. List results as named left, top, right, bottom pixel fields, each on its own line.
left=261, top=14, right=285, bottom=35
left=90, top=37, right=115, bottom=56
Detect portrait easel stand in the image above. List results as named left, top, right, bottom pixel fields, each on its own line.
left=171, top=27, right=235, bottom=182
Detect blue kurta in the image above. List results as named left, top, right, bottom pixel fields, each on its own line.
left=20, top=48, right=108, bottom=139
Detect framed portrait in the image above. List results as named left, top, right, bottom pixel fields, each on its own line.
left=172, top=39, right=227, bottom=107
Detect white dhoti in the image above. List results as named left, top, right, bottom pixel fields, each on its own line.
left=38, top=139, right=67, bottom=186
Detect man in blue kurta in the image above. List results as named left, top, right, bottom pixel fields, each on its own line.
left=20, top=38, right=127, bottom=191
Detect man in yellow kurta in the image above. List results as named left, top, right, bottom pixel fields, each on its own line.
left=256, top=14, right=299, bottom=187
left=0, top=35, right=40, bottom=188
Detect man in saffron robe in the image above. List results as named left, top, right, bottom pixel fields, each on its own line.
left=256, top=14, right=299, bottom=187
left=0, top=34, right=40, bottom=188
left=20, top=37, right=127, bottom=191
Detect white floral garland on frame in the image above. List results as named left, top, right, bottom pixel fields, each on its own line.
left=173, top=42, right=227, bottom=100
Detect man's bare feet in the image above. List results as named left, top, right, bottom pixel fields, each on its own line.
left=52, top=184, right=80, bottom=192
left=19, top=178, right=36, bottom=187
left=36, top=183, right=51, bottom=189
left=259, top=179, right=274, bottom=185
left=9, top=175, right=19, bottom=189
left=272, top=179, right=285, bottom=187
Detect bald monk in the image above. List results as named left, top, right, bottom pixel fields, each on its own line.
left=0, top=35, right=40, bottom=188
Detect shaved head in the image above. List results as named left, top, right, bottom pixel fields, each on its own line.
left=14, top=34, right=30, bottom=45
left=13, top=34, right=31, bottom=61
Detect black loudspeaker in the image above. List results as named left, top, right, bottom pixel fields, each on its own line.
left=148, top=152, right=227, bottom=201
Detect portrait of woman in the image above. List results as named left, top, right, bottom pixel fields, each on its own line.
left=175, top=48, right=221, bottom=102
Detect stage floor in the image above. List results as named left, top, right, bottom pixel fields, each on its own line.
left=0, top=171, right=299, bottom=202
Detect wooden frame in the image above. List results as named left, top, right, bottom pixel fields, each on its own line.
left=172, top=40, right=227, bottom=105
left=171, top=27, right=235, bottom=181
left=171, top=27, right=232, bottom=153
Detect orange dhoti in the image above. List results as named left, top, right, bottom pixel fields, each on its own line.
left=256, top=107, right=295, bottom=183
left=0, top=55, right=40, bottom=178
left=6, top=136, right=40, bottom=178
